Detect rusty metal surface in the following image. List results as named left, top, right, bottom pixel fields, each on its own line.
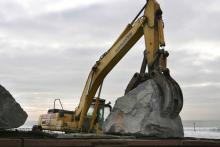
left=0, top=138, right=220, bottom=147
left=0, top=139, right=22, bottom=147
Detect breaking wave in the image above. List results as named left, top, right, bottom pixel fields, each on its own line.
left=184, top=127, right=220, bottom=139
left=184, top=127, right=220, bottom=132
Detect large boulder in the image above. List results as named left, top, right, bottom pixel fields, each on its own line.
left=104, top=79, right=184, bottom=138
left=0, top=85, right=28, bottom=129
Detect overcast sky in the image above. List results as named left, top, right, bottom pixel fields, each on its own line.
left=0, top=0, right=220, bottom=123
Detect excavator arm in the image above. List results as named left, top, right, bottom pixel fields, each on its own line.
left=76, top=0, right=183, bottom=130
left=76, top=17, right=145, bottom=130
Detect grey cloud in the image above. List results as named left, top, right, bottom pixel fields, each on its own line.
left=169, top=50, right=220, bottom=85
left=0, top=1, right=145, bottom=45
left=160, top=0, right=220, bottom=47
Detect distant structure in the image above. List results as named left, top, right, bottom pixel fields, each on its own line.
left=193, top=122, right=196, bottom=132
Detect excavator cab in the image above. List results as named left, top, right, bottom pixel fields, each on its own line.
left=85, top=99, right=112, bottom=132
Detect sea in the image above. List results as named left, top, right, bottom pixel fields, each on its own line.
left=22, top=120, right=220, bottom=139
left=183, top=120, right=220, bottom=139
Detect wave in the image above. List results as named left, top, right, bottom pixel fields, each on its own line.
left=184, top=127, right=220, bottom=132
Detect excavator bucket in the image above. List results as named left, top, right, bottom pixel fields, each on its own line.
left=151, top=69, right=183, bottom=118
left=125, top=51, right=183, bottom=118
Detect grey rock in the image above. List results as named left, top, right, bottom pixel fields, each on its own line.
left=104, top=79, right=184, bottom=138
left=0, top=85, right=28, bottom=129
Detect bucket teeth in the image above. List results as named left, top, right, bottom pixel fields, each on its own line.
left=151, top=69, right=183, bottom=118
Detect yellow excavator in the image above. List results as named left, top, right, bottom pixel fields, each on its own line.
left=33, top=0, right=183, bottom=133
